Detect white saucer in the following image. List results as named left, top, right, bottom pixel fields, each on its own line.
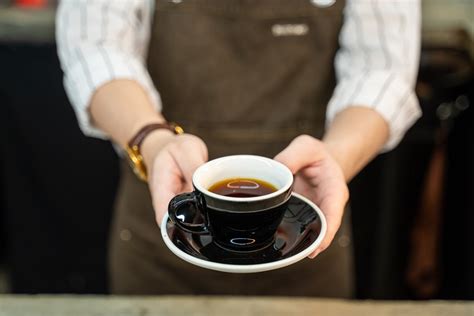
left=161, top=193, right=327, bottom=273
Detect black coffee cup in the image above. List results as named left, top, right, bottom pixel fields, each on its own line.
left=168, top=155, right=294, bottom=252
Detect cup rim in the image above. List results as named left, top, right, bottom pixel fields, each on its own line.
left=192, top=155, right=294, bottom=203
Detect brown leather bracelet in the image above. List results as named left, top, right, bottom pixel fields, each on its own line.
left=125, top=122, right=184, bottom=181
left=128, top=122, right=184, bottom=149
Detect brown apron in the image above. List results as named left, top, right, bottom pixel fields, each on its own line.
left=110, top=0, right=354, bottom=297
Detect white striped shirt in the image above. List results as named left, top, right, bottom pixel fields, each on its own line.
left=56, top=0, right=422, bottom=151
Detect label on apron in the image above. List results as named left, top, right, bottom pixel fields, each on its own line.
left=147, top=0, right=345, bottom=158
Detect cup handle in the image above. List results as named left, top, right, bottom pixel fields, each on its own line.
left=168, top=192, right=209, bottom=234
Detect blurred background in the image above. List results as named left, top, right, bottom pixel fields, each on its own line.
left=0, top=0, right=473, bottom=300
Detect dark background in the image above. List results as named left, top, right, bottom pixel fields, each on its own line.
left=350, top=44, right=474, bottom=299
left=0, top=43, right=119, bottom=293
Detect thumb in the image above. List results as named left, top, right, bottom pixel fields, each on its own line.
left=274, top=135, right=323, bottom=174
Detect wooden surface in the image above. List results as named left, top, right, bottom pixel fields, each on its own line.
left=0, top=296, right=472, bottom=316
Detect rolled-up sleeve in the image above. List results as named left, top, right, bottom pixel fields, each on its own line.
left=56, top=0, right=160, bottom=139
left=327, top=0, right=422, bottom=151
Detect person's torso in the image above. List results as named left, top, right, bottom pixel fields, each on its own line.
left=147, top=0, right=345, bottom=158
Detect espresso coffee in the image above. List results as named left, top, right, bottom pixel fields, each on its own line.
left=209, top=178, right=277, bottom=197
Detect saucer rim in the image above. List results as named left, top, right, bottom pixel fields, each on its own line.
left=161, top=192, right=327, bottom=273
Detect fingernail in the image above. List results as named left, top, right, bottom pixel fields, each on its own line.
left=309, top=249, right=321, bottom=259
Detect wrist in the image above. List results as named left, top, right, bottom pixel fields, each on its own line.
left=321, top=140, right=352, bottom=182
left=141, top=129, right=177, bottom=173
left=125, top=120, right=184, bottom=182
left=322, top=107, right=389, bottom=181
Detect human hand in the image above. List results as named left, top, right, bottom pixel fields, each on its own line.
left=144, top=133, right=208, bottom=226
left=274, top=135, right=349, bottom=258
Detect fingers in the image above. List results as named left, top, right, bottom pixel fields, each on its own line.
left=276, top=135, right=348, bottom=259
left=152, top=152, right=184, bottom=225
left=274, top=135, right=324, bottom=174
left=308, top=188, right=348, bottom=259
left=150, top=135, right=208, bottom=226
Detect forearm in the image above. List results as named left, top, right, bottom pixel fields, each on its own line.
left=89, top=79, right=175, bottom=168
left=323, top=106, right=389, bottom=182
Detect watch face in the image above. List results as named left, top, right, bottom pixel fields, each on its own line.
left=133, top=166, right=147, bottom=182
left=125, top=147, right=147, bottom=181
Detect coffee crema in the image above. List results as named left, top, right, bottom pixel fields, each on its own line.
left=208, top=178, right=277, bottom=197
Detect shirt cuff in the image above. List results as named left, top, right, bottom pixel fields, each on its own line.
left=326, top=71, right=422, bottom=152
left=63, top=49, right=162, bottom=139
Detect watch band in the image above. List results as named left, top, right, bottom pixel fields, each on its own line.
left=126, top=122, right=184, bottom=182
left=128, top=122, right=184, bottom=149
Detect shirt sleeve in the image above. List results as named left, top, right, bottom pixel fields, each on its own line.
left=56, top=0, right=160, bottom=139
left=327, top=0, right=422, bottom=151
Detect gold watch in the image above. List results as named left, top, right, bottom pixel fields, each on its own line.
left=125, top=122, right=184, bottom=182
